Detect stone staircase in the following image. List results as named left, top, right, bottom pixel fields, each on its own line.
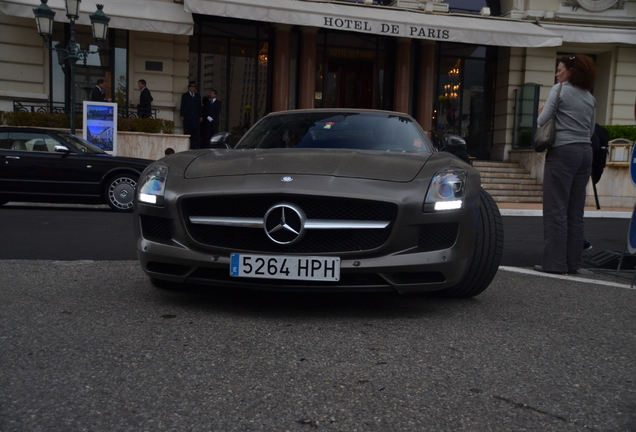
left=472, top=160, right=543, bottom=203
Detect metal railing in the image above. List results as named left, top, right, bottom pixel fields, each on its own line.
left=12, top=100, right=158, bottom=119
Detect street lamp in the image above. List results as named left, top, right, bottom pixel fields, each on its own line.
left=33, top=0, right=110, bottom=134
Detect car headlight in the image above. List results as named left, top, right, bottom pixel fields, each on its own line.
left=137, top=162, right=169, bottom=206
left=423, top=168, right=466, bottom=212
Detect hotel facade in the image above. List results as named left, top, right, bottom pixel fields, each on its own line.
left=1, top=0, right=635, bottom=162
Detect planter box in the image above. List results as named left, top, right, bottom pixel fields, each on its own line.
left=116, top=131, right=190, bottom=160
left=509, top=149, right=636, bottom=209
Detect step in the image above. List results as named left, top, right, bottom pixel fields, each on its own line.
left=482, top=179, right=541, bottom=186
left=476, top=166, right=529, bottom=174
left=482, top=183, right=542, bottom=191
left=481, top=179, right=543, bottom=188
left=484, top=188, right=543, bottom=198
left=473, top=159, right=544, bottom=204
left=472, top=161, right=521, bottom=169
left=480, top=172, right=535, bottom=180
left=492, top=195, right=544, bottom=203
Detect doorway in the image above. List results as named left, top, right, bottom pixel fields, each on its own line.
left=325, top=57, right=374, bottom=109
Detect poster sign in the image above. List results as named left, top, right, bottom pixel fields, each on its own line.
left=628, top=203, right=636, bottom=255
left=83, top=101, right=117, bottom=155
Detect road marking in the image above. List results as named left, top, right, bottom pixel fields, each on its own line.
left=499, top=209, right=631, bottom=218
left=499, top=266, right=636, bottom=290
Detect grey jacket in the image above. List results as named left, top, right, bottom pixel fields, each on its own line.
left=537, top=82, right=596, bottom=147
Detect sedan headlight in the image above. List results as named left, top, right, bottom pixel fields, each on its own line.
left=423, top=168, right=466, bottom=212
left=137, top=162, right=169, bottom=206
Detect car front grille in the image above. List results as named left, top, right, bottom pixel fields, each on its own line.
left=140, top=215, right=172, bottom=244
left=181, top=195, right=397, bottom=254
left=418, top=223, right=459, bottom=251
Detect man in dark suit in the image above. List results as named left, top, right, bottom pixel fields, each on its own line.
left=203, top=89, right=222, bottom=146
left=180, top=82, right=202, bottom=149
left=90, top=79, right=110, bottom=102
left=136, top=79, right=153, bottom=119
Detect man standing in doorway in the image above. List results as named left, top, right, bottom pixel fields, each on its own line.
left=136, top=79, right=153, bottom=119
left=203, top=89, right=222, bottom=146
left=180, top=82, right=202, bottom=149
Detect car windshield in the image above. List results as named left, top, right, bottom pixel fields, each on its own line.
left=58, top=132, right=108, bottom=154
left=236, top=111, right=433, bottom=153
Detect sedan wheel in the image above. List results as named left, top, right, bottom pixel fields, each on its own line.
left=436, top=190, right=504, bottom=298
left=106, top=174, right=137, bottom=212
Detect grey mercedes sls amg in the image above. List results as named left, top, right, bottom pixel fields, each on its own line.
left=133, top=109, right=503, bottom=297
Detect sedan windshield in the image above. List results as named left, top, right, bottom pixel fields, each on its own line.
left=236, top=111, right=433, bottom=153
left=58, top=132, right=108, bottom=154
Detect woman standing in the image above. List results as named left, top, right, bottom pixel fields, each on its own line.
left=534, top=54, right=597, bottom=275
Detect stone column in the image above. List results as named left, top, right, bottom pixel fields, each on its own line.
left=298, top=27, right=318, bottom=109
left=272, top=25, right=292, bottom=112
left=393, top=38, right=411, bottom=114
left=417, top=42, right=436, bottom=137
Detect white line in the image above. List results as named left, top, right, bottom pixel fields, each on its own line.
left=498, top=266, right=636, bottom=290
left=499, top=209, right=631, bottom=219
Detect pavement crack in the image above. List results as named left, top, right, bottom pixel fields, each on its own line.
left=492, top=395, right=568, bottom=423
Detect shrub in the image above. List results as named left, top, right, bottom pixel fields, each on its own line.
left=1, top=111, right=81, bottom=129
left=604, top=125, right=636, bottom=142
left=118, top=118, right=174, bottom=134
left=1, top=111, right=174, bottom=134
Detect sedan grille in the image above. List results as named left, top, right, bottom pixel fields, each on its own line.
left=181, top=195, right=397, bottom=254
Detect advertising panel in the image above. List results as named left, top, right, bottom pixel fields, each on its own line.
left=83, top=101, right=117, bottom=155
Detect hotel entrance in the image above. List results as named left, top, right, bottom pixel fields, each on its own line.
left=324, top=53, right=374, bottom=109
left=315, top=32, right=393, bottom=111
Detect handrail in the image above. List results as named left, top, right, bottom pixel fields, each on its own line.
left=12, top=100, right=158, bottom=119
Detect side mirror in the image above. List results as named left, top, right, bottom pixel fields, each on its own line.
left=443, top=134, right=466, bottom=150
left=54, top=145, right=70, bottom=153
left=209, top=132, right=234, bottom=149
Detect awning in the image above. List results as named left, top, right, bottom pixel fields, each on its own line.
left=184, top=0, right=562, bottom=47
left=0, top=0, right=194, bottom=35
left=540, top=23, right=636, bottom=45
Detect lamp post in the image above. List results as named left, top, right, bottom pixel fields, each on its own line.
left=33, top=0, right=110, bottom=134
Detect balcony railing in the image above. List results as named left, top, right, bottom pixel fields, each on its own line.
left=13, top=100, right=158, bottom=119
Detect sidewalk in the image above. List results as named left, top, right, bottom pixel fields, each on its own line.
left=497, top=202, right=633, bottom=218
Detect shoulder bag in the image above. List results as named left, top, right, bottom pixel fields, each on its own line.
left=534, top=83, right=562, bottom=152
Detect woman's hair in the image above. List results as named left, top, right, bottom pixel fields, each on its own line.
left=559, top=54, right=596, bottom=91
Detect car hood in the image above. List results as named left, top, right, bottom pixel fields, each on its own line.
left=184, top=149, right=432, bottom=182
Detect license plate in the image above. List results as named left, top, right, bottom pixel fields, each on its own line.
left=230, top=253, right=340, bottom=281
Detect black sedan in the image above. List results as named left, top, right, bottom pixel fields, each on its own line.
left=134, top=109, right=504, bottom=297
left=0, top=127, right=153, bottom=212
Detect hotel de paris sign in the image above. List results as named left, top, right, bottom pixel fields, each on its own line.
left=322, top=16, right=450, bottom=40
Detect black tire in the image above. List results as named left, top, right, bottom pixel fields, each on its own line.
left=105, top=174, right=137, bottom=212
left=436, top=189, right=504, bottom=298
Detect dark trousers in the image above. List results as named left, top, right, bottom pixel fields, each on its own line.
left=205, top=120, right=219, bottom=145
left=542, top=143, right=592, bottom=273
left=184, top=125, right=200, bottom=149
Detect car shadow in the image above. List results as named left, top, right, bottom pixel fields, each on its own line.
left=148, top=280, right=485, bottom=320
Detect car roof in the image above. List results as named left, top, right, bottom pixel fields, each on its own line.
left=0, top=126, right=64, bottom=134
left=265, top=108, right=412, bottom=117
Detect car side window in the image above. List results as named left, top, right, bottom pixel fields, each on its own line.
left=0, top=132, right=9, bottom=150
left=9, top=133, right=61, bottom=152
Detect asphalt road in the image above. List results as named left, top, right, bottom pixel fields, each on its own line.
left=1, top=204, right=635, bottom=431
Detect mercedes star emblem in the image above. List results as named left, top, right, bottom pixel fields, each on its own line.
left=263, top=203, right=306, bottom=245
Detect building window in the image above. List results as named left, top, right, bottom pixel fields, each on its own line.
left=51, top=25, right=128, bottom=112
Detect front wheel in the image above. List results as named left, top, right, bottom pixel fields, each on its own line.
left=436, top=190, right=504, bottom=298
left=105, top=174, right=137, bottom=212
